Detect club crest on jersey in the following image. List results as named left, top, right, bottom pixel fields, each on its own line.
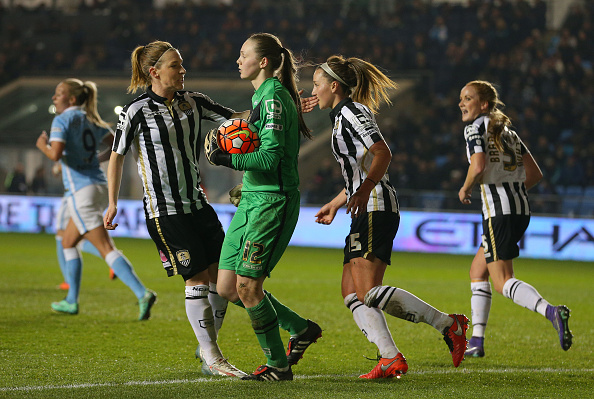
left=178, top=100, right=193, bottom=115
left=176, top=249, right=191, bottom=267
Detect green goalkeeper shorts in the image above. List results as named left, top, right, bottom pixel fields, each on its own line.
left=219, top=190, right=300, bottom=278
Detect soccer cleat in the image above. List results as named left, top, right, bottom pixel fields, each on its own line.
left=241, top=365, right=293, bottom=381
left=465, top=336, right=485, bottom=358
left=286, top=319, right=322, bottom=365
left=443, top=314, right=469, bottom=367
left=59, top=281, right=69, bottom=291
left=196, top=344, right=246, bottom=377
left=51, top=299, right=78, bottom=315
left=359, top=353, right=408, bottom=379
left=109, top=268, right=117, bottom=280
left=209, top=358, right=247, bottom=378
left=138, top=289, right=157, bottom=320
left=195, top=345, right=214, bottom=376
left=546, top=305, right=573, bottom=351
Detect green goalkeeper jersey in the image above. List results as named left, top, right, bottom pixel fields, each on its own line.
left=231, top=77, right=300, bottom=193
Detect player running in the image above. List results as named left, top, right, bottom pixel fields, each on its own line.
left=458, top=80, right=572, bottom=357
left=310, top=55, right=469, bottom=379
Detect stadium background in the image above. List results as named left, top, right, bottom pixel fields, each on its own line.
left=0, top=0, right=592, bottom=232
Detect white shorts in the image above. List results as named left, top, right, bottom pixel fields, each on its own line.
left=65, top=184, right=109, bottom=235
left=55, top=196, right=70, bottom=232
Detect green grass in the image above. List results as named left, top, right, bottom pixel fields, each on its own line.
left=0, top=232, right=592, bottom=398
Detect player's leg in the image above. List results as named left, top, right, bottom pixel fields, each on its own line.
left=55, top=197, right=70, bottom=290
left=53, top=218, right=84, bottom=314
left=83, top=226, right=150, bottom=306
left=342, top=262, right=407, bottom=379
left=148, top=212, right=243, bottom=377
left=467, top=247, right=491, bottom=357
left=486, top=215, right=572, bottom=351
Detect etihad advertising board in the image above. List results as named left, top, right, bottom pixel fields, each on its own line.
left=0, top=195, right=592, bottom=262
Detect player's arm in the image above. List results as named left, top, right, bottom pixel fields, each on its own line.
left=104, top=151, right=125, bottom=230
left=36, top=131, right=64, bottom=162
left=346, top=140, right=391, bottom=217
left=523, top=151, right=543, bottom=190
left=459, top=152, right=485, bottom=204
left=98, top=130, right=115, bottom=163
left=231, top=110, right=250, bottom=119
left=315, top=188, right=347, bottom=225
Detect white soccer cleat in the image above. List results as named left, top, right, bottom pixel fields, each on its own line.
left=208, top=358, right=247, bottom=378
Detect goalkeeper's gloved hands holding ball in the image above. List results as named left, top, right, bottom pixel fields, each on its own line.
left=204, top=128, right=233, bottom=168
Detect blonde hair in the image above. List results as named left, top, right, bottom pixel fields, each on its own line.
left=317, top=55, right=398, bottom=114
left=128, top=40, right=176, bottom=94
left=248, top=33, right=312, bottom=139
left=466, top=80, right=511, bottom=152
left=61, top=78, right=109, bottom=129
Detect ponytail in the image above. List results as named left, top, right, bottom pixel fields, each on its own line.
left=466, top=80, right=510, bottom=152
left=128, top=40, right=176, bottom=94
left=318, top=55, right=397, bottom=114
left=61, top=78, right=109, bottom=129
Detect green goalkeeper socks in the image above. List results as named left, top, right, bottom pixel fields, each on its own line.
left=265, top=291, right=308, bottom=336
left=246, top=295, right=288, bottom=369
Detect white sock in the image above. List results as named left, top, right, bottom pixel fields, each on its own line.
left=208, top=282, right=228, bottom=336
left=502, top=278, right=550, bottom=316
left=470, top=281, right=492, bottom=337
left=185, top=285, right=221, bottom=364
left=345, top=293, right=399, bottom=358
left=365, top=285, right=452, bottom=333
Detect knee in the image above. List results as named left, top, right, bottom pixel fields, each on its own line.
left=218, top=284, right=238, bottom=302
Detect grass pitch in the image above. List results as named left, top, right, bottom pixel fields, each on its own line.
left=0, top=232, right=592, bottom=398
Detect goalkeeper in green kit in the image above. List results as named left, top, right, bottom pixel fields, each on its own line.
left=204, top=32, right=321, bottom=381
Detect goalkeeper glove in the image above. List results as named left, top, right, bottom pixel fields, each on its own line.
left=204, top=128, right=232, bottom=167
left=229, top=183, right=243, bottom=207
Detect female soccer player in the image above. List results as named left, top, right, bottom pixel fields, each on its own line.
left=458, top=80, right=572, bottom=357
left=310, top=56, right=468, bottom=379
left=36, top=78, right=154, bottom=319
left=103, top=40, right=246, bottom=377
left=205, top=33, right=322, bottom=381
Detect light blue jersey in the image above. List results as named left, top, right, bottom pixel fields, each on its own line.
left=49, top=106, right=111, bottom=195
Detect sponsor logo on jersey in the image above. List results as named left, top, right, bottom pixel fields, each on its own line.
left=147, top=110, right=169, bottom=118
left=176, top=249, right=191, bottom=267
left=265, top=99, right=282, bottom=119
left=243, top=263, right=263, bottom=271
left=265, top=123, right=283, bottom=131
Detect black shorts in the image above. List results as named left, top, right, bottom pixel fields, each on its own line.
left=146, top=204, right=225, bottom=280
left=343, top=211, right=399, bottom=265
left=481, top=214, right=530, bottom=263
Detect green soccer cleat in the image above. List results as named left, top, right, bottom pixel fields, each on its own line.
left=138, top=290, right=157, bottom=320
left=51, top=299, right=78, bottom=315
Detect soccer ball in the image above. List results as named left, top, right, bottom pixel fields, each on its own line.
left=217, top=119, right=260, bottom=154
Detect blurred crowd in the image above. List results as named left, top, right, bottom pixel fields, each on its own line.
left=0, top=0, right=592, bottom=213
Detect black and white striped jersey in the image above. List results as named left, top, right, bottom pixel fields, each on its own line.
left=329, top=98, right=399, bottom=213
left=464, top=115, right=531, bottom=219
left=113, top=87, right=234, bottom=219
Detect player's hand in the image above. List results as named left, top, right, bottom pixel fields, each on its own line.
left=299, top=89, right=318, bottom=114
left=103, top=205, right=119, bottom=230
left=346, top=189, right=369, bottom=218
left=204, top=128, right=232, bottom=167
left=229, top=183, right=243, bottom=207
left=459, top=187, right=472, bottom=204
left=315, top=203, right=337, bottom=225
left=36, top=131, right=49, bottom=151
